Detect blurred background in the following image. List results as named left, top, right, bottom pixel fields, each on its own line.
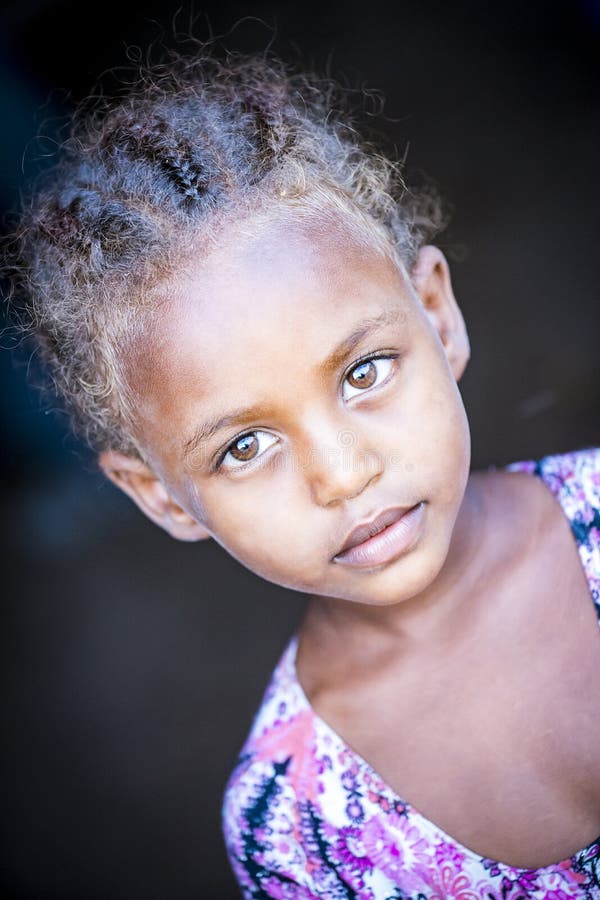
left=1, top=0, right=599, bottom=897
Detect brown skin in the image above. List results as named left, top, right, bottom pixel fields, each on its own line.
left=100, top=212, right=600, bottom=867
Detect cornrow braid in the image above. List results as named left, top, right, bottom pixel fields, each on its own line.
left=107, top=115, right=216, bottom=204
left=4, top=50, right=449, bottom=463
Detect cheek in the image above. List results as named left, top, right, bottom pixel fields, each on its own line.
left=429, top=388, right=471, bottom=505
left=397, top=361, right=470, bottom=490
left=196, top=480, right=319, bottom=578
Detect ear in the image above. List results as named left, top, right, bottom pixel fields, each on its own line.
left=411, top=245, right=470, bottom=380
left=98, top=449, right=211, bottom=543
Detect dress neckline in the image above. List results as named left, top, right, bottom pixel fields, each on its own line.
left=285, top=454, right=600, bottom=874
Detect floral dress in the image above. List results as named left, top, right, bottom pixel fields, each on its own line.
left=222, top=448, right=600, bottom=899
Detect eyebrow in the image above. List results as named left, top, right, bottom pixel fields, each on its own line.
left=182, top=308, right=401, bottom=460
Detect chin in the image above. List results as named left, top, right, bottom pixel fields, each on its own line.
left=333, top=552, right=441, bottom=608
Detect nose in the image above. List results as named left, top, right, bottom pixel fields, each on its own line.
left=301, top=425, right=384, bottom=507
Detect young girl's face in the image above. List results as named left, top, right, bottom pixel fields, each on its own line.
left=110, top=210, right=471, bottom=608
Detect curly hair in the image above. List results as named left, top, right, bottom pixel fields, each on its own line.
left=4, top=50, right=448, bottom=464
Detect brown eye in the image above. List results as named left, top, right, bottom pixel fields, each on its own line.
left=220, top=430, right=278, bottom=471
left=230, top=434, right=259, bottom=461
left=347, top=361, right=377, bottom=390
left=343, top=356, right=394, bottom=401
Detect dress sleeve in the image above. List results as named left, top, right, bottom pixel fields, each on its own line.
left=537, top=447, right=600, bottom=623
left=564, top=447, right=600, bottom=622
left=222, top=757, right=321, bottom=900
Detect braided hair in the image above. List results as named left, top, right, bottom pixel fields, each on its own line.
left=5, top=51, right=447, bottom=463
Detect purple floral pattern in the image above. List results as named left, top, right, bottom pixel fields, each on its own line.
left=223, top=448, right=600, bottom=898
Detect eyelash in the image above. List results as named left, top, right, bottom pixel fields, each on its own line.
left=215, top=352, right=398, bottom=472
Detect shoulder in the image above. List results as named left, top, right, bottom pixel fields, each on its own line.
left=222, top=752, right=316, bottom=899
left=221, top=638, right=321, bottom=898
left=507, top=446, right=600, bottom=518
left=221, top=636, right=406, bottom=898
left=508, top=446, right=600, bottom=615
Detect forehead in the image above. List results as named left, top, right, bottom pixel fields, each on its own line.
left=174, top=212, right=411, bottom=340
left=126, top=212, right=416, bottom=462
left=184, top=211, right=399, bottom=309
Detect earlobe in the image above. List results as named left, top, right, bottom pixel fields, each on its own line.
left=98, top=449, right=212, bottom=543
left=411, top=245, right=470, bottom=381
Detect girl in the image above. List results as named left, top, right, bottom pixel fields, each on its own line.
left=5, top=50, right=600, bottom=898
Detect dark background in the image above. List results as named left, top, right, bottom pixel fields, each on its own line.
left=1, top=1, right=599, bottom=897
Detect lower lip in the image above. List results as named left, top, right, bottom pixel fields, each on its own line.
left=333, top=503, right=425, bottom=569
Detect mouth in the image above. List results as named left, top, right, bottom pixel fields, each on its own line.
left=333, top=502, right=425, bottom=569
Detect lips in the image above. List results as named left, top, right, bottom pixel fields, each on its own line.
left=334, top=505, right=419, bottom=557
